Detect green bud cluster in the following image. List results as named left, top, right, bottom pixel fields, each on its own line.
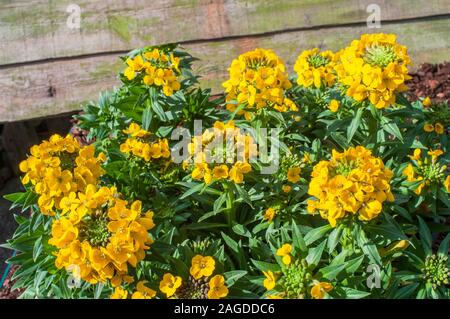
left=278, top=154, right=302, bottom=180
left=189, top=238, right=212, bottom=255
left=364, top=45, right=398, bottom=68
left=176, top=276, right=209, bottom=299
left=281, top=259, right=312, bottom=299
left=58, top=151, right=77, bottom=171
left=307, top=54, right=330, bottom=68
left=81, top=214, right=111, bottom=247
left=417, top=162, right=447, bottom=182
left=422, top=254, right=450, bottom=289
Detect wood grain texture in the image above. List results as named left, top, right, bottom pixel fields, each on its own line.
left=0, top=0, right=449, bottom=64
left=1, top=17, right=448, bottom=122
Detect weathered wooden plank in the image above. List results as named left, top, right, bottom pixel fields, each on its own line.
left=0, top=18, right=449, bottom=122
left=0, top=0, right=449, bottom=64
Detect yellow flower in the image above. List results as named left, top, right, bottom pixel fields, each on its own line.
left=328, top=99, right=340, bottom=112
left=379, top=239, right=410, bottom=256
left=434, top=122, right=444, bottom=135
left=294, top=48, right=336, bottom=88
left=190, top=255, right=216, bottom=280
left=207, top=275, right=229, bottom=299
left=123, top=49, right=181, bottom=96
left=222, top=48, right=293, bottom=115
left=229, top=162, right=252, bottom=184
left=334, top=33, right=410, bottom=109
left=110, top=286, right=128, bottom=299
left=160, top=273, right=182, bottom=298
left=403, top=164, right=416, bottom=182
left=123, top=123, right=149, bottom=138
left=262, top=271, right=276, bottom=290
left=311, top=282, right=333, bottom=299
left=263, top=207, right=276, bottom=223
left=276, top=244, right=292, bottom=265
left=308, top=146, right=393, bottom=226
left=359, top=200, right=382, bottom=221
left=409, top=148, right=422, bottom=161
left=192, top=163, right=212, bottom=184
left=444, top=175, right=450, bottom=193
left=423, top=96, right=432, bottom=107
left=212, top=165, right=229, bottom=180
left=428, top=149, right=443, bottom=161
left=131, top=281, right=156, bottom=299
left=287, top=167, right=301, bottom=183
left=282, top=185, right=292, bottom=193
left=423, top=123, right=435, bottom=133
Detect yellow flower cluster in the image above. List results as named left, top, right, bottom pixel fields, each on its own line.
left=120, top=123, right=171, bottom=161
left=123, top=48, right=181, bottom=96
left=110, top=281, right=156, bottom=299
left=262, top=243, right=333, bottom=299
left=222, top=48, right=297, bottom=117
left=187, top=121, right=256, bottom=184
left=19, top=135, right=105, bottom=216
left=334, top=33, right=411, bottom=109
left=307, top=146, right=394, bottom=227
left=294, top=48, right=336, bottom=88
left=423, top=122, right=445, bottom=135
left=403, top=149, right=449, bottom=195
left=49, top=186, right=155, bottom=286
left=159, top=255, right=228, bottom=299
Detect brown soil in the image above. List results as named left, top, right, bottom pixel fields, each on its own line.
left=406, top=62, right=450, bottom=102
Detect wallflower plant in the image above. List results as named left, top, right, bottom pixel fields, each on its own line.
left=3, top=36, right=449, bottom=299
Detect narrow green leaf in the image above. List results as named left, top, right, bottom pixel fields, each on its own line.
left=347, top=108, right=363, bottom=143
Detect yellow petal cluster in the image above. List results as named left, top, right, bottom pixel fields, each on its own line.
left=123, top=48, right=181, bottom=96
left=310, top=281, right=333, bottom=299
left=49, top=186, right=155, bottom=286
left=334, top=33, right=411, bottom=109
left=222, top=48, right=297, bottom=116
left=402, top=148, right=448, bottom=195
left=19, top=134, right=105, bottom=216
left=120, top=123, right=171, bottom=161
left=159, top=255, right=228, bottom=299
left=307, top=146, right=394, bottom=226
left=187, top=121, right=256, bottom=184
left=294, top=48, right=336, bottom=88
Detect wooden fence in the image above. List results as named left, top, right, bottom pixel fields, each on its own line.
left=0, top=0, right=449, bottom=122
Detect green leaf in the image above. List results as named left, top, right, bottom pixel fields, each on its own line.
left=306, top=240, right=326, bottom=267
left=347, top=107, right=363, bottom=143
left=142, top=106, right=153, bottom=130
left=327, top=225, right=342, bottom=254
left=356, top=228, right=381, bottom=265
left=345, top=255, right=365, bottom=274
left=382, top=117, right=403, bottom=142
left=224, top=270, right=247, bottom=287
left=304, top=224, right=332, bottom=245
left=179, top=183, right=204, bottom=199
left=417, top=216, right=432, bottom=255
left=291, top=220, right=307, bottom=253
left=168, top=256, right=189, bottom=279
left=250, top=259, right=281, bottom=272
left=318, top=263, right=346, bottom=280
left=232, top=224, right=251, bottom=238
left=339, top=287, right=371, bottom=299
left=32, top=236, right=43, bottom=262
left=393, top=283, right=420, bottom=299
left=183, top=223, right=228, bottom=230
left=221, top=232, right=239, bottom=254
left=438, top=232, right=450, bottom=257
